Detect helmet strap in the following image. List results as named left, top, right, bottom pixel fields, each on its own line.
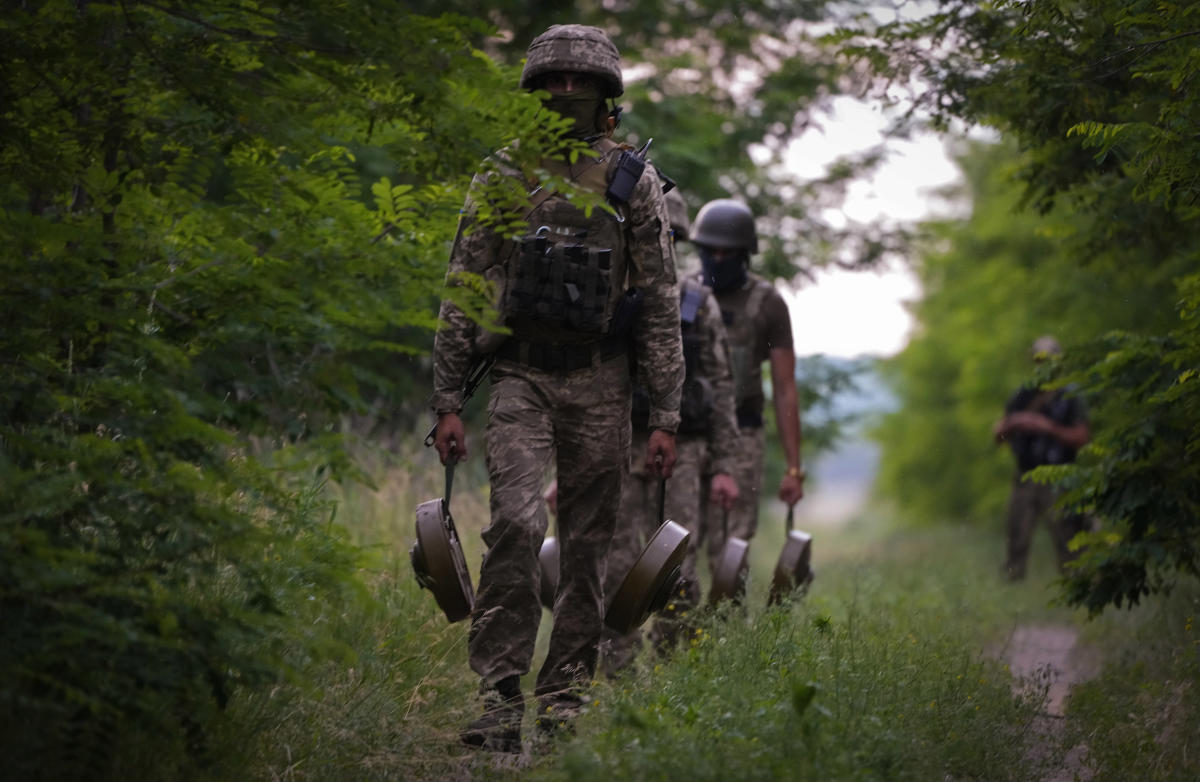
left=608, top=102, right=623, bottom=131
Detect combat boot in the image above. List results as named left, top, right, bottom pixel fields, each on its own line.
left=533, top=693, right=582, bottom=742
left=460, top=675, right=524, bottom=753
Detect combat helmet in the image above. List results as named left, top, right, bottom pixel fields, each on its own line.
left=520, top=24, right=623, bottom=98
left=664, top=188, right=690, bottom=240
left=691, top=198, right=758, bottom=254
left=1031, top=335, right=1062, bottom=360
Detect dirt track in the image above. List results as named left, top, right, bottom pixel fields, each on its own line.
left=999, top=623, right=1101, bottom=782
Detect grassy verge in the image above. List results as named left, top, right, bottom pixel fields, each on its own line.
left=203, top=455, right=1198, bottom=781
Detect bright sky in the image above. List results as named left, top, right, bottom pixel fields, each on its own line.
left=779, top=95, right=963, bottom=358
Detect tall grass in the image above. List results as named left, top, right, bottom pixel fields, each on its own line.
left=204, top=447, right=1198, bottom=781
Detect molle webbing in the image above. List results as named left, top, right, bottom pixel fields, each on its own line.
left=724, top=280, right=771, bottom=410
left=510, top=235, right=612, bottom=333
left=503, top=138, right=628, bottom=341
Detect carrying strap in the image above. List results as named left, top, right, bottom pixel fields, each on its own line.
left=442, top=458, right=459, bottom=536
left=657, top=476, right=667, bottom=527
left=744, top=279, right=770, bottom=324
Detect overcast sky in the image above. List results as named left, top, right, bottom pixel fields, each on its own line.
left=781, top=94, right=962, bottom=358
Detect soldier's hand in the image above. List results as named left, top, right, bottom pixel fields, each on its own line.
left=645, top=429, right=677, bottom=479
left=709, top=473, right=739, bottom=511
left=434, top=412, right=467, bottom=464
left=993, top=417, right=1010, bottom=442
left=779, top=472, right=804, bottom=507
left=1003, top=411, right=1051, bottom=434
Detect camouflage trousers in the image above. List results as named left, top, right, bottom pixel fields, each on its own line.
left=600, top=433, right=707, bottom=673
left=1003, top=473, right=1089, bottom=580
left=700, top=425, right=765, bottom=575
left=471, top=354, right=631, bottom=707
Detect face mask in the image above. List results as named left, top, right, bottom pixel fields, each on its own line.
left=698, top=247, right=749, bottom=292
left=542, top=88, right=607, bottom=139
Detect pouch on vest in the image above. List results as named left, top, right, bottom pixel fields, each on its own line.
left=632, top=281, right=713, bottom=433
left=678, top=376, right=713, bottom=435
left=509, top=231, right=612, bottom=334
left=677, top=283, right=712, bottom=433
left=502, top=140, right=630, bottom=340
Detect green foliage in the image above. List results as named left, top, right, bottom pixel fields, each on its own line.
left=0, top=2, right=575, bottom=775
left=533, top=523, right=1049, bottom=782
left=203, top=459, right=1200, bottom=781
left=1050, top=281, right=1200, bottom=614
left=847, top=1, right=1200, bottom=613
left=234, top=468, right=1075, bottom=780
left=873, top=141, right=1155, bottom=525
left=1063, top=581, right=1200, bottom=781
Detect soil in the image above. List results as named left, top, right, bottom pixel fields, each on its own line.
left=996, top=622, right=1102, bottom=782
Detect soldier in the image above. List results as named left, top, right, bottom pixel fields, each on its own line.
left=689, top=199, right=806, bottom=575
left=431, top=25, right=683, bottom=752
left=993, top=336, right=1092, bottom=580
left=599, top=189, right=740, bottom=673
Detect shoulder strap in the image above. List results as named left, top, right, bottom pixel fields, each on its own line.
left=745, top=277, right=770, bottom=319
left=498, top=140, right=622, bottom=267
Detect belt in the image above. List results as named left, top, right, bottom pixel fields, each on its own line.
left=496, top=336, right=627, bottom=373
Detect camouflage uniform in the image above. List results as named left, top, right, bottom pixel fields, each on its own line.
left=700, top=272, right=793, bottom=573
left=432, top=27, right=683, bottom=719
left=602, top=279, right=738, bottom=671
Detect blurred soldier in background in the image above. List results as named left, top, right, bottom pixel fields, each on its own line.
left=689, top=199, right=806, bottom=575
left=600, top=188, right=740, bottom=673
left=431, top=25, right=683, bottom=752
left=993, top=336, right=1092, bottom=580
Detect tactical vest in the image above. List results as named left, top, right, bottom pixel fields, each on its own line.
left=719, top=277, right=770, bottom=425
left=1008, top=387, right=1082, bottom=473
left=504, top=138, right=631, bottom=346
left=631, top=278, right=714, bottom=434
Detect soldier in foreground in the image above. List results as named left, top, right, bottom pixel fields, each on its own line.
left=689, top=199, right=806, bottom=573
left=600, top=189, right=740, bottom=672
left=430, top=25, right=683, bottom=752
left=993, top=336, right=1092, bottom=579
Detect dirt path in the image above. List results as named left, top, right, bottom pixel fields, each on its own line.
left=998, top=623, right=1101, bottom=782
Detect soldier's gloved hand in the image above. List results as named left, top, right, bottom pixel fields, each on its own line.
left=709, top=473, right=739, bottom=511
left=645, top=429, right=677, bottom=479
left=434, top=412, right=467, bottom=465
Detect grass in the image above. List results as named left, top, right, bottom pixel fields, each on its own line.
left=197, top=450, right=1199, bottom=781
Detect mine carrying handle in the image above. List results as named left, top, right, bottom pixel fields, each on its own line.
left=657, top=476, right=666, bottom=526
left=442, top=458, right=457, bottom=518
left=785, top=504, right=794, bottom=533
left=424, top=355, right=496, bottom=447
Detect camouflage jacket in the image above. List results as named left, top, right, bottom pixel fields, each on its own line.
left=431, top=139, right=684, bottom=432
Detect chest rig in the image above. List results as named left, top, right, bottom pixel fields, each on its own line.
left=505, top=138, right=629, bottom=346
left=719, top=278, right=770, bottom=425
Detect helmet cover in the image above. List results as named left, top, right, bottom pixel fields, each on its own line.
left=520, top=24, right=623, bottom=98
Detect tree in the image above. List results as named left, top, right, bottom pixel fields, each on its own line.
left=844, top=0, right=1200, bottom=612
left=0, top=2, right=567, bottom=774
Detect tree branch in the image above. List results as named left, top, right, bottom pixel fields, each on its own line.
left=1086, top=29, right=1200, bottom=70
